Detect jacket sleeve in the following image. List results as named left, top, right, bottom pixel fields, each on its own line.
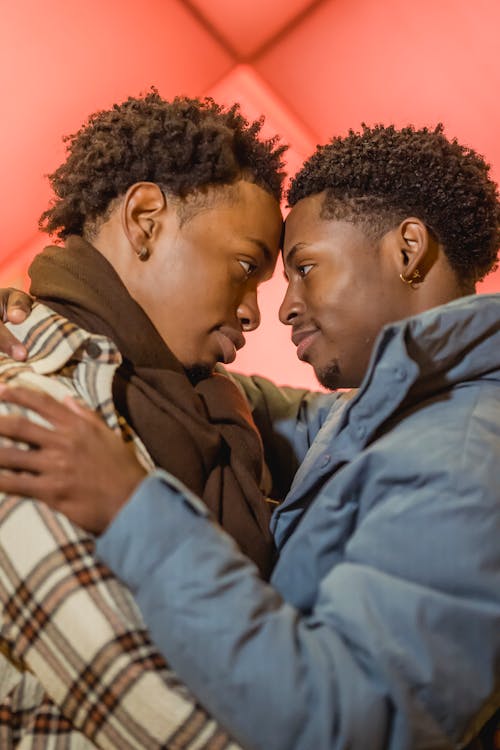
left=96, top=464, right=500, bottom=750
left=96, top=471, right=394, bottom=750
left=0, top=394, right=239, bottom=749
left=227, top=372, right=347, bottom=499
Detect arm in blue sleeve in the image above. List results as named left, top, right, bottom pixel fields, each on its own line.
left=95, top=471, right=392, bottom=750
left=95, top=465, right=500, bottom=750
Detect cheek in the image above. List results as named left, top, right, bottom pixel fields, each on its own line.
left=316, top=289, right=377, bottom=355
left=176, top=279, right=235, bottom=349
left=159, top=265, right=216, bottom=318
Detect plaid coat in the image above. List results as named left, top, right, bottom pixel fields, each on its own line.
left=0, top=303, right=240, bottom=750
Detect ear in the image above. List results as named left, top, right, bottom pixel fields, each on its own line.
left=394, top=217, right=436, bottom=282
left=121, top=182, right=167, bottom=256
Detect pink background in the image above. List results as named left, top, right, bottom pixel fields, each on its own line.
left=1, top=0, right=499, bottom=389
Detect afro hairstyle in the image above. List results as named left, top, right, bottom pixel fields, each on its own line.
left=40, top=89, right=287, bottom=240
left=288, top=124, right=499, bottom=284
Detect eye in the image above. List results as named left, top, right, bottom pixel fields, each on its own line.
left=297, top=264, right=314, bottom=277
left=239, top=259, right=258, bottom=276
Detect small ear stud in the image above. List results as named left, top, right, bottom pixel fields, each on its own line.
left=137, top=246, right=150, bottom=261
left=399, top=269, right=421, bottom=289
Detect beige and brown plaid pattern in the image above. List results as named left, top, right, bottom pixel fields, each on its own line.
left=0, top=303, right=240, bottom=749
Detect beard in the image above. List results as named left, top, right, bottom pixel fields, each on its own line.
left=314, top=359, right=341, bottom=390
left=183, top=364, right=213, bottom=385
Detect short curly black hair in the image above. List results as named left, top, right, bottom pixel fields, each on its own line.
left=40, top=89, right=287, bottom=240
left=288, top=124, right=499, bottom=284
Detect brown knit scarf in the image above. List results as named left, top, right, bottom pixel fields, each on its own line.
left=29, top=237, right=275, bottom=578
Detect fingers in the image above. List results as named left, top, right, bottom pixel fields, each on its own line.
left=0, top=445, right=45, bottom=472
left=3, top=289, right=34, bottom=323
left=0, top=386, right=82, bottom=429
left=0, top=288, right=33, bottom=361
left=0, top=470, right=45, bottom=500
left=0, top=325, right=28, bottom=361
left=0, top=471, right=67, bottom=508
left=0, top=413, right=59, bottom=448
left=62, top=395, right=99, bottom=422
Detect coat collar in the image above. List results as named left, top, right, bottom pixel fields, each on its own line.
left=272, top=294, right=500, bottom=543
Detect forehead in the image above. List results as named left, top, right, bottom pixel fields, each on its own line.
left=186, top=181, right=282, bottom=233
left=283, top=193, right=327, bottom=249
left=180, top=181, right=283, bottom=268
left=283, top=193, right=376, bottom=265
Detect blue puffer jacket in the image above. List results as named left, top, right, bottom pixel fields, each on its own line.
left=97, top=294, right=500, bottom=750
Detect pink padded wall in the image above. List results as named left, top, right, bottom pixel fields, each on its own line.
left=1, top=0, right=498, bottom=388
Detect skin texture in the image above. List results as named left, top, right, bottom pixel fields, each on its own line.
left=280, top=193, right=463, bottom=389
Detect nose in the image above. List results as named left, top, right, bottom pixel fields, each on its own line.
left=279, top=281, right=305, bottom=325
left=237, top=288, right=261, bottom=332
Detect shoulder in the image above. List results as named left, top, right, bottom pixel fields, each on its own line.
left=0, top=302, right=120, bottom=426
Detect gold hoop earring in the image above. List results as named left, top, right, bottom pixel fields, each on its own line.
left=137, top=246, right=149, bottom=261
left=399, top=269, right=421, bottom=289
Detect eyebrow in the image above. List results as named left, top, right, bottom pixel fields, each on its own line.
left=245, top=237, right=273, bottom=265
left=283, top=243, right=307, bottom=269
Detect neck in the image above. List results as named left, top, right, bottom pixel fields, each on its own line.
left=89, top=214, right=141, bottom=299
left=412, top=257, right=474, bottom=315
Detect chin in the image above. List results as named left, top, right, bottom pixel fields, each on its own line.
left=183, top=363, right=214, bottom=385
left=314, top=359, right=344, bottom=390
